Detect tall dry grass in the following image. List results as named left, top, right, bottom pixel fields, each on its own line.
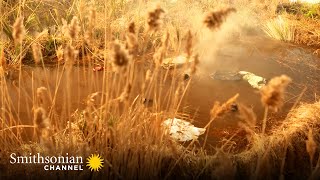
left=0, top=0, right=319, bottom=179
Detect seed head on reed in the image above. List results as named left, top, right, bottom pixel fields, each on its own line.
left=306, top=129, right=317, bottom=165
left=238, top=104, right=257, bottom=128
left=12, top=16, right=26, bottom=44
left=88, top=5, right=96, bottom=25
left=34, top=107, right=50, bottom=130
left=190, top=54, right=200, bottom=74
left=68, top=16, right=80, bottom=40
left=56, top=46, right=64, bottom=62
left=237, top=104, right=257, bottom=137
left=147, top=5, right=165, bottom=32
left=31, top=43, right=42, bottom=64
left=153, top=32, right=169, bottom=65
left=210, top=93, right=239, bottom=119
left=37, top=87, right=49, bottom=109
left=260, top=75, right=292, bottom=112
left=128, top=21, right=135, bottom=34
left=145, top=69, right=152, bottom=81
left=61, top=18, right=69, bottom=37
left=203, top=8, right=236, bottom=30
left=111, top=41, right=131, bottom=70
left=185, top=30, right=193, bottom=58
left=85, top=2, right=96, bottom=43
left=118, top=83, right=132, bottom=102
left=64, top=44, right=78, bottom=69
left=33, top=107, right=51, bottom=147
left=126, top=22, right=138, bottom=55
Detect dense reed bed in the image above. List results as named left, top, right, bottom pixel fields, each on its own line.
left=0, top=0, right=320, bottom=179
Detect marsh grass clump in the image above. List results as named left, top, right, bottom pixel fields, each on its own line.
left=204, top=7, right=236, bottom=30
left=263, top=15, right=295, bottom=42
left=237, top=102, right=320, bottom=179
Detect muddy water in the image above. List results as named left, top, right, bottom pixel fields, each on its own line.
left=3, top=36, right=320, bottom=147
left=181, top=36, right=320, bottom=146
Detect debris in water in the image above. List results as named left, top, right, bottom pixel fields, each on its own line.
left=210, top=71, right=243, bottom=81
left=239, top=71, right=266, bottom=89
left=162, top=55, right=193, bottom=69
left=162, top=118, right=206, bottom=142
left=210, top=71, right=266, bottom=89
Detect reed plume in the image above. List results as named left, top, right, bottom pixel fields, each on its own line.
left=306, top=129, right=317, bottom=167
left=204, top=8, right=236, bottom=30
left=56, top=46, right=64, bottom=62
left=33, top=107, right=53, bottom=150
left=128, top=22, right=135, bottom=34
left=145, top=69, right=152, bottom=82
left=111, top=41, right=131, bottom=71
left=34, top=107, right=50, bottom=133
left=126, top=22, right=138, bottom=55
left=260, top=75, right=292, bottom=112
left=238, top=104, right=257, bottom=128
left=36, top=87, right=49, bottom=110
left=31, top=43, right=42, bottom=64
left=153, top=32, right=169, bottom=65
left=147, top=5, right=165, bottom=32
left=185, top=30, right=193, bottom=58
left=12, top=16, right=26, bottom=44
left=68, top=16, right=80, bottom=40
left=237, top=104, right=257, bottom=137
left=85, top=2, right=96, bottom=43
left=118, top=83, right=132, bottom=102
left=210, top=93, right=239, bottom=119
left=61, top=18, right=69, bottom=37
left=64, top=44, right=78, bottom=69
left=190, top=54, right=200, bottom=74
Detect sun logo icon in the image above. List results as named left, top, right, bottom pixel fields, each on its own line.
left=86, top=154, right=104, bottom=172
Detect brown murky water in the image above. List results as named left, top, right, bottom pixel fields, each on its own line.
left=3, top=36, right=320, bottom=148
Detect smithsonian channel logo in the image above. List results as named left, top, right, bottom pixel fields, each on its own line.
left=9, top=153, right=104, bottom=171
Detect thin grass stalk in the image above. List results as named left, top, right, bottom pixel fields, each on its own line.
left=262, top=106, right=269, bottom=134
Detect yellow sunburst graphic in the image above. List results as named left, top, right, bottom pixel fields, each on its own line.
left=86, top=154, right=104, bottom=172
